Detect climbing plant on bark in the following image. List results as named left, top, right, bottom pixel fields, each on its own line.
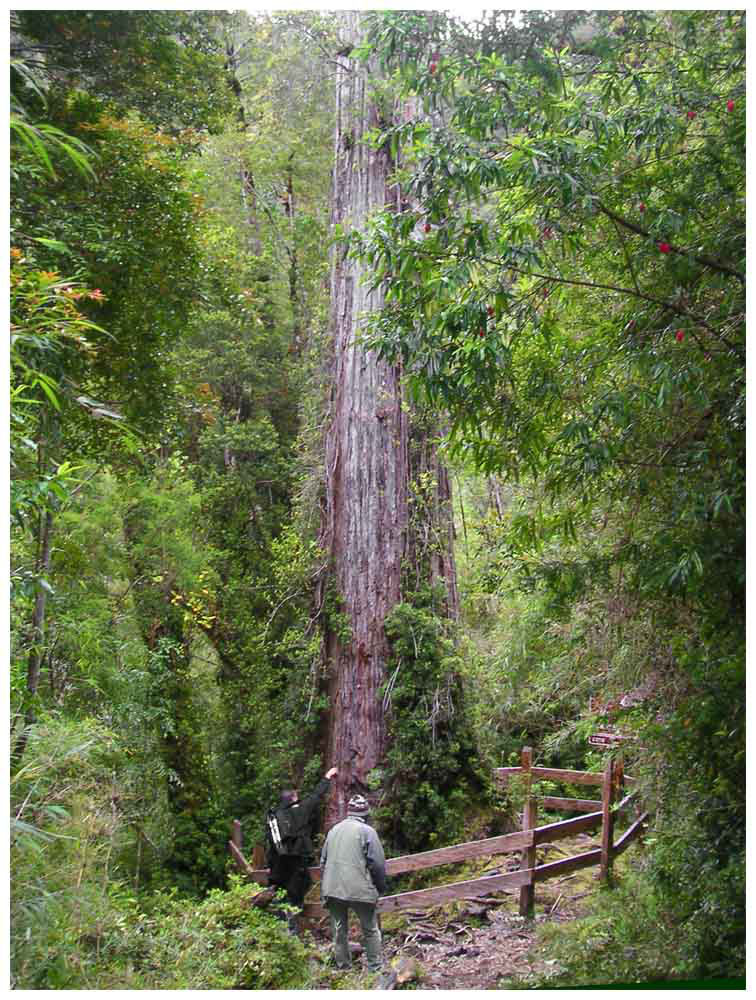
left=318, top=12, right=483, bottom=835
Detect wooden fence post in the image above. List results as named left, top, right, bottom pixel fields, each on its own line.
left=613, top=755, right=624, bottom=802
left=231, top=819, right=242, bottom=853
left=252, top=843, right=266, bottom=868
left=600, top=756, right=615, bottom=884
left=519, top=746, right=537, bottom=918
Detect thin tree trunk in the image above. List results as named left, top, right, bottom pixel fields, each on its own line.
left=225, top=33, right=263, bottom=256
left=406, top=419, right=459, bottom=619
left=284, top=153, right=303, bottom=354
left=488, top=476, right=505, bottom=518
left=11, top=508, right=54, bottom=766
left=26, top=508, right=54, bottom=698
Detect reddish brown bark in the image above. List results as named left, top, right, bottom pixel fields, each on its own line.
left=318, top=14, right=405, bottom=825
left=319, top=14, right=458, bottom=828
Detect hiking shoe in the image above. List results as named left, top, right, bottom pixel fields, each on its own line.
left=322, top=955, right=351, bottom=971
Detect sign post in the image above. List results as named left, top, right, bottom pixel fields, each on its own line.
left=589, top=731, right=627, bottom=748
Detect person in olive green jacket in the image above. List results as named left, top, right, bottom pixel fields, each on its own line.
left=320, top=794, right=387, bottom=974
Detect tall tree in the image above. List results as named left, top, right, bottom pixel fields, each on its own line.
left=318, top=13, right=463, bottom=827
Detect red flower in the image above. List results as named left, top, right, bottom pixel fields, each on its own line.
left=675, top=329, right=684, bottom=342
left=726, top=99, right=735, bottom=112
left=658, top=242, right=671, bottom=254
left=478, top=328, right=485, bottom=337
left=687, top=110, right=696, bottom=120
left=639, top=202, right=646, bottom=213
left=429, top=61, right=438, bottom=74
left=423, top=223, right=431, bottom=233
left=487, top=306, right=495, bottom=318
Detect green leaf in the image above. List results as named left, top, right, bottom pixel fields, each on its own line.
left=35, top=374, right=61, bottom=411
left=31, top=237, right=69, bottom=254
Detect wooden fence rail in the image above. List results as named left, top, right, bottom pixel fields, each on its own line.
left=230, top=749, right=648, bottom=920
left=540, top=796, right=602, bottom=813
left=239, top=828, right=535, bottom=886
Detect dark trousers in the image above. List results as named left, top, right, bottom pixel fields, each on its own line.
left=325, top=897, right=382, bottom=972
left=269, top=854, right=312, bottom=907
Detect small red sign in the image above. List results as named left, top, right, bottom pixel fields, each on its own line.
left=588, top=731, right=626, bottom=747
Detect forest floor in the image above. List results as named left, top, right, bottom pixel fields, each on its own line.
left=304, top=830, right=608, bottom=990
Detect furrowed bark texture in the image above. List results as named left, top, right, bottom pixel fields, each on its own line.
left=320, top=14, right=458, bottom=827
left=319, top=14, right=406, bottom=825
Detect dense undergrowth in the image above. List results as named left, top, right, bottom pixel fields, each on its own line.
left=10, top=718, right=310, bottom=989
left=456, top=533, right=745, bottom=984
left=509, top=846, right=745, bottom=989
left=10, top=8, right=744, bottom=990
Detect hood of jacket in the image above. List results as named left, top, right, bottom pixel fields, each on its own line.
left=320, top=816, right=386, bottom=903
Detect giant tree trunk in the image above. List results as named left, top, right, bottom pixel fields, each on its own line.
left=319, top=13, right=458, bottom=827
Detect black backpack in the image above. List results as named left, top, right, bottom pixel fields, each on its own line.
left=266, top=805, right=300, bottom=856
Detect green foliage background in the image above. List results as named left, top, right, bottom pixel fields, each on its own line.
left=9, top=8, right=744, bottom=989
left=357, top=8, right=744, bottom=984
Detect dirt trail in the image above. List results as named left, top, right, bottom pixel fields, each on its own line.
left=307, top=831, right=601, bottom=990
left=381, top=903, right=573, bottom=990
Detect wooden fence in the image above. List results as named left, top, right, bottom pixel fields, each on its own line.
left=229, top=747, right=648, bottom=920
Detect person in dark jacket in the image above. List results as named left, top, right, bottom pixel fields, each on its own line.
left=266, top=766, right=337, bottom=924
left=320, top=794, right=387, bottom=974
